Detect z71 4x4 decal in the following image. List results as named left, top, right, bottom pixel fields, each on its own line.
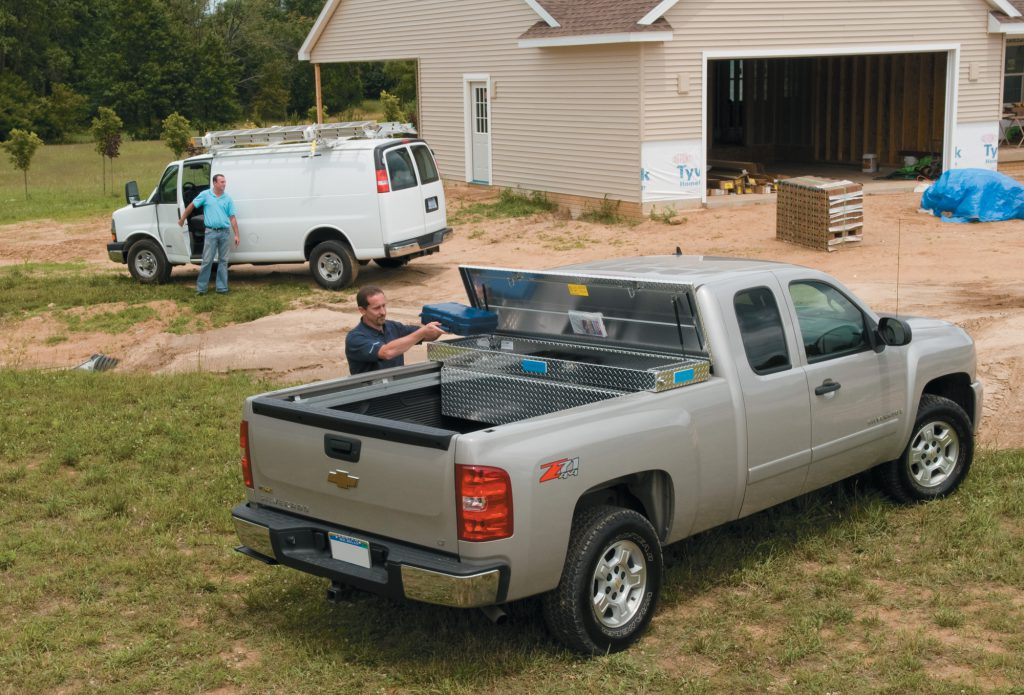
left=539, top=457, right=579, bottom=483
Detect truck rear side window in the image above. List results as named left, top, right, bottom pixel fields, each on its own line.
left=385, top=148, right=418, bottom=191
left=734, top=287, right=791, bottom=374
left=789, top=281, right=869, bottom=362
left=411, top=145, right=439, bottom=183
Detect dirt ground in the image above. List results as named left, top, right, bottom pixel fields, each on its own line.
left=1, top=187, right=1022, bottom=449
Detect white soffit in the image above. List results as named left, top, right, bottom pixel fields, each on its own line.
left=519, top=31, right=673, bottom=48
left=524, top=0, right=560, bottom=27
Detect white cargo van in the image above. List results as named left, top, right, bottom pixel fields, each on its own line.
left=107, top=123, right=451, bottom=289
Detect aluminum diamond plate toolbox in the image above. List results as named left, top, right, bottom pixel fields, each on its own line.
left=440, top=367, right=625, bottom=425
left=428, top=335, right=710, bottom=393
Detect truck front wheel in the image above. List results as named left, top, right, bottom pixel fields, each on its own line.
left=127, top=239, right=170, bottom=284
left=310, top=240, right=358, bottom=290
left=542, top=506, right=662, bottom=654
left=878, top=394, right=974, bottom=503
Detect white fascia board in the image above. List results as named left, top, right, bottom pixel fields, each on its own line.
left=638, top=0, right=680, bottom=25
left=703, top=42, right=959, bottom=60
left=519, top=31, right=673, bottom=48
left=524, top=0, right=560, bottom=27
left=987, top=0, right=1021, bottom=19
left=990, top=14, right=1024, bottom=33
left=298, top=0, right=341, bottom=61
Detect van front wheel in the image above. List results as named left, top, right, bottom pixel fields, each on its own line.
left=310, top=241, right=358, bottom=290
left=127, top=239, right=170, bottom=285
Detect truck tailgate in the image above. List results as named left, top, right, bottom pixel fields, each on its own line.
left=245, top=400, right=460, bottom=552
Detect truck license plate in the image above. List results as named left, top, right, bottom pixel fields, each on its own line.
left=328, top=532, right=371, bottom=569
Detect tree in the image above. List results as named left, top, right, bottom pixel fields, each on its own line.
left=161, top=112, right=193, bottom=158
left=380, top=90, right=405, bottom=123
left=90, top=107, right=123, bottom=194
left=2, top=129, right=44, bottom=199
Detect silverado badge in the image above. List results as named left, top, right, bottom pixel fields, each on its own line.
left=327, top=469, right=359, bottom=490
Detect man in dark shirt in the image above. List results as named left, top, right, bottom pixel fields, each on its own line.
left=345, top=285, right=445, bottom=374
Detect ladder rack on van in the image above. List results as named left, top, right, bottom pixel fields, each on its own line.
left=194, top=121, right=418, bottom=152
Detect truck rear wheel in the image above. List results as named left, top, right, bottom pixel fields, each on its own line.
left=878, top=395, right=974, bottom=503
left=310, top=240, right=358, bottom=290
left=542, top=506, right=662, bottom=654
left=127, top=239, right=170, bottom=285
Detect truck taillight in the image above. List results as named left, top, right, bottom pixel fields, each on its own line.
left=240, top=420, right=253, bottom=488
left=456, top=465, right=513, bottom=541
left=376, top=169, right=390, bottom=193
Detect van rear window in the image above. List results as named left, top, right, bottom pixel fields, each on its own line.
left=386, top=148, right=418, bottom=191
left=411, top=145, right=439, bottom=184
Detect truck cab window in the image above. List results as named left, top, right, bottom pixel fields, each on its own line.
left=789, top=281, right=869, bottom=362
left=386, top=148, right=418, bottom=191
left=156, top=166, right=178, bottom=204
left=734, top=287, right=791, bottom=374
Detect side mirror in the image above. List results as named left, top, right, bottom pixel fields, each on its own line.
left=125, top=180, right=141, bottom=205
left=877, top=316, right=912, bottom=347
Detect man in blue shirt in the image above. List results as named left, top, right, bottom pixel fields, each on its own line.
left=345, top=285, right=445, bottom=374
left=177, top=173, right=239, bottom=295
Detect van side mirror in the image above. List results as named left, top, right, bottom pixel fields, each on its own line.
left=125, top=180, right=141, bottom=205
left=877, top=317, right=912, bottom=347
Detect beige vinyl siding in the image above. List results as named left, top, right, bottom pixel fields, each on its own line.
left=310, top=0, right=642, bottom=202
left=642, top=0, right=1004, bottom=141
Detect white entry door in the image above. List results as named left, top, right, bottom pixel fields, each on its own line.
left=469, top=81, right=491, bottom=183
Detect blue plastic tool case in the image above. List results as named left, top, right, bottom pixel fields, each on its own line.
left=420, top=303, right=498, bottom=335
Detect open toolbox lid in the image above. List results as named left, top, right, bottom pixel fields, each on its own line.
left=458, top=264, right=707, bottom=358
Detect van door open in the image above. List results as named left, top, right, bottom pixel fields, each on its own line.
left=154, top=164, right=190, bottom=262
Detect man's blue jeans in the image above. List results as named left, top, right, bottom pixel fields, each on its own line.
left=197, top=228, right=230, bottom=293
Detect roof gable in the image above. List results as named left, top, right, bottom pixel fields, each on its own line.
left=519, top=0, right=677, bottom=47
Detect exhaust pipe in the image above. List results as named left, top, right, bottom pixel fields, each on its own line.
left=480, top=604, right=508, bottom=625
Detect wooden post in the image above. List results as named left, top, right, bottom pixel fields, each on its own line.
left=314, top=63, right=323, bottom=124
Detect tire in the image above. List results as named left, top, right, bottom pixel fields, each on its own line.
left=374, top=257, right=410, bottom=270
left=878, top=395, right=974, bottom=503
left=309, top=240, right=358, bottom=290
left=127, top=239, right=169, bottom=285
left=542, top=506, right=662, bottom=654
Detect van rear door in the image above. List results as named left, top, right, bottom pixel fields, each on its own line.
left=377, top=144, right=427, bottom=245
left=410, top=143, right=446, bottom=233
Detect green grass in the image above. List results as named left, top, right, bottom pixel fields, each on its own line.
left=0, top=367, right=1021, bottom=693
left=0, top=140, right=177, bottom=224
left=0, top=263, right=336, bottom=334
left=451, top=187, right=557, bottom=224
left=579, top=194, right=628, bottom=225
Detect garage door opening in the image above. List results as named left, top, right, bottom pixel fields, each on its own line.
left=708, top=52, right=947, bottom=178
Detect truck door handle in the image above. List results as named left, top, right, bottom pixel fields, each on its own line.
left=814, top=379, right=842, bottom=396
left=324, top=435, right=361, bottom=462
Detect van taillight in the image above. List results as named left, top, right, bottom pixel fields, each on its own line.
left=456, top=465, right=513, bottom=541
left=376, top=169, right=390, bottom=193
left=240, top=420, right=253, bottom=488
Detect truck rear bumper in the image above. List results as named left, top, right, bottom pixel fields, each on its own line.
left=231, top=502, right=508, bottom=608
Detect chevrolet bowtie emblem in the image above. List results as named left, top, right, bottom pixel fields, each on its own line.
left=327, top=469, right=359, bottom=490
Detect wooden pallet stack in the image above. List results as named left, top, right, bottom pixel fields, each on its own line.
left=776, top=176, right=863, bottom=251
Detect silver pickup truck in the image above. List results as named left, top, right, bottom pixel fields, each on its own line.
left=231, top=256, right=982, bottom=654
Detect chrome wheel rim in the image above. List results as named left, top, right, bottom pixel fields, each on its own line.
left=134, top=250, right=158, bottom=279
left=908, top=419, right=959, bottom=488
left=317, top=252, right=344, bottom=282
left=591, top=539, right=647, bottom=628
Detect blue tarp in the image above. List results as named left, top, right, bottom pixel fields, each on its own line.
left=920, top=168, right=1024, bottom=223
